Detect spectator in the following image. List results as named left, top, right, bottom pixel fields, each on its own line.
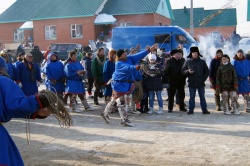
left=209, top=49, right=223, bottom=111
left=30, top=46, right=44, bottom=68
left=182, top=47, right=210, bottom=115
left=84, top=52, right=94, bottom=98
left=216, top=54, right=240, bottom=115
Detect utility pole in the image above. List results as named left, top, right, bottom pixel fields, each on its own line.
left=190, top=0, right=194, bottom=37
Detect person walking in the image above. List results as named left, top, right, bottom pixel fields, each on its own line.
left=182, top=47, right=210, bottom=115
left=64, top=50, right=93, bottom=112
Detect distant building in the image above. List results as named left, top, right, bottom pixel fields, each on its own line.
left=0, top=0, right=173, bottom=50
left=172, top=7, right=237, bottom=40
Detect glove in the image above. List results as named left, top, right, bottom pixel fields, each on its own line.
left=135, top=65, right=140, bottom=70
left=36, top=91, right=50, bottom=108
left=18, top=83, right=22, bottom=88
left=77, top=70, right=85, bottom=75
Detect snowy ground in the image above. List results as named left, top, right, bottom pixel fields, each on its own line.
left=5, top=83, right=250, bottom=166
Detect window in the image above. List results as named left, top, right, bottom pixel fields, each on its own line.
left=14, top=29, right=24, bottom=42
left=120, top=22, right=133, bottom=26
left=71, top=24, right=83, bottom=38
left=154, top=34, right=170, bottom=43
left=175, top=34, right=188, bottom=44
left=45, top=25, right=57, bottom=39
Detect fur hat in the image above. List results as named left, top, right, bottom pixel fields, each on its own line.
left=117, top=49, right=125, bottom=57
left=0, top=56, right=7, bottom=71
left=187, top=46, right=203, bottom=58
left=170, top=49, right=180, bottom=56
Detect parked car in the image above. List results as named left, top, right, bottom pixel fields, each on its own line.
left=50, top=43, right=82, bottom=60
left=239, top=38, right=250, bottom=53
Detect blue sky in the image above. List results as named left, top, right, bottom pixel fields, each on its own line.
left=1, top=0, right=249, bottom=36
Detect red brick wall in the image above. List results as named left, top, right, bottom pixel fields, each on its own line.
left=0, top=22, right=24, bottom=49
left=183, top=26, right=236, bottom=40
left=33, top=17, right=96, bottom=50
left=113, top=13, right=171, bottom=26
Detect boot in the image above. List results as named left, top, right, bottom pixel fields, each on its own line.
left=224, top=103, right=231, bottom=115
left=82, top=99, right=94, bottom=111
left=147, top=107, right=154, bottom=114
left=215, top=93, right=221, bottom=111
left=94, top=92, right=99, bottom=105
left=156, top=107, right=164, bottom=114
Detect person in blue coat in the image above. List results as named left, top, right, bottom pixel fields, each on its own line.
left=0, top=52, right=15, bottom=81
left=103, top=49, right=116, bottom=104
left=44, top=52, right=65, bottom=100
left=101, top=44, right=158, bottom=127
left=232, top=49, right=250, bottom=113
left=64, top=50, right=93, bottom=112
left=15, top=53, right=42, bottom=96
left=0, top=56, right=51, bottom=166
left=13, top=52, right=25, bottom=70
left=84, top=52, right=94, bottom=98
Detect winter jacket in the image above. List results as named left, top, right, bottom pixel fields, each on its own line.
left=182, top=58, right=209, bottom=88
left=216, top=63, right=237, bottom=92
left=209, top=57, right=221, bottom=89
left=30, top=48, right=44, bottom=63
left=232, top=57, right=250, bottom=94
left=91, top=54, right=106, bottom=83
left=84, top=57, right=93, bottom=78
left=164, top=57, right=186, bottom=86
left=112, top=50, right=149, bottom=93
left=144, top=63, right=164, bottom=91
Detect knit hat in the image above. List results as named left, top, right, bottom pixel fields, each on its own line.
left=237, top=49, right=244, bottom=53
left=148, top=53, right=157, bottom=60
left=222, top=54, right=230, bottom=61
left=187, top=46, right=203, bottom=58
left=0, top=56, right=7, bottom=71
left=117, top=49, right=126, bottom=57
left=216, top=49, right=223, bottom=54
left=170, top=49, right=180, bottom=56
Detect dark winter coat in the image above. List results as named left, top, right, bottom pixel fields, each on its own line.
left=182, top=58, right=209, bottom=88
left=84, top=57, right=93, bottom=78
left=164, top=57, right=186, bottom=86
left=30, top=48, right=44, bottom=63
left=209, top=57, right=221, bottom=88
left=144, top=63, right=164, bottom=91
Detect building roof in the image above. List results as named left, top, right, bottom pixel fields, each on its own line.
left=172, top=7, right=237, bottom=28
left=100, top=0, right=174, bottom=19
left=0, top=0, right=104, bottom=23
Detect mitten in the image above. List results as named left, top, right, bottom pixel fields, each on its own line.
left=36, top=91, right=50, bottom=108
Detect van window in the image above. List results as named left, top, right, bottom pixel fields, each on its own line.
left=176, top=34, right=188, bottom=44
left=154, top=34, right=170, bottom=43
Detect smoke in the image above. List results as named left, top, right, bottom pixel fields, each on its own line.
left=198, top=33, right=238, bottom=64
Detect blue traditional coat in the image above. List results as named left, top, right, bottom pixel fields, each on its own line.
left=6, top=62, right=15, bottom=81
left=0, top=76, right=41, bottom=166
left=103, top=60, right=115, bottom=96
left=44, top=54, right=65, bottom=93
left=232, top=58, right=250, bottom=94
left=112, top=50, right=149, bottom=93
left=16, top=62, right=42, bottom=96
left=64, top=60, right=85, bottom=94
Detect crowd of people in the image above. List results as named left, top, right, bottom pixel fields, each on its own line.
left=1, top=43, right=250, bottom=120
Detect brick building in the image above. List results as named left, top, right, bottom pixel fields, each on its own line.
left=0, top=0, right=173, bottom=50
